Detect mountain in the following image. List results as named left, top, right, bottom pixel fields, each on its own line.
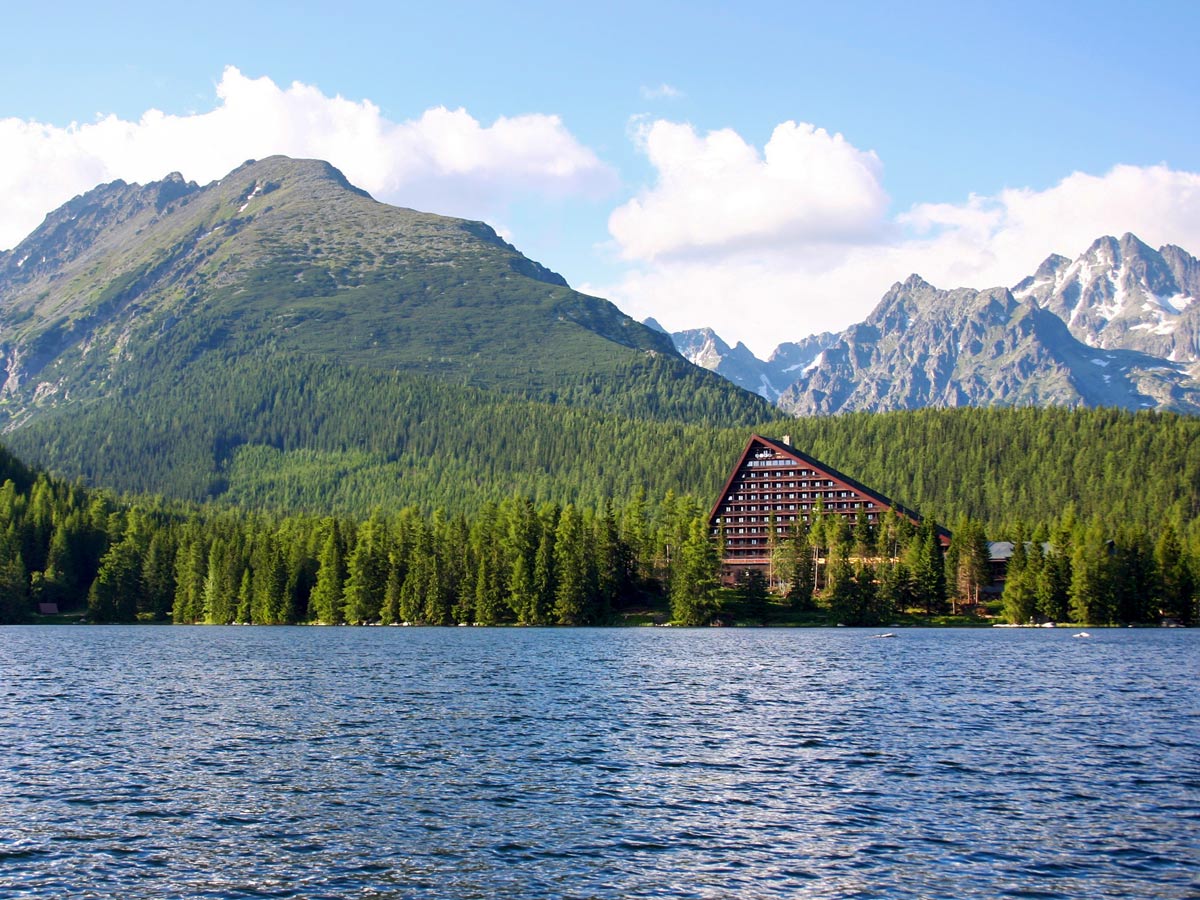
left=1012, top=233, right=1200, bottom=361
left=669, top=233, right=1200, bottom=416
left=777, top=276, right=1200, bottom=415
left=0, top=157, right=771, bottom=509
left=660, top=324, right=838, bottom=402
left=670, top=327, right=775, bottom=398
left=0, top=156, right=684, bottom=399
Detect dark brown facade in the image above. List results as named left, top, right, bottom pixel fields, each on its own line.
left=708, top=433, right=944, bottom=581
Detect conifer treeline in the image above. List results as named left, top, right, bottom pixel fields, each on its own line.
left=776, top=406, right=1200, bottom=538
left=9, top=356, right=1200, bottom=548
left=1, top=453, right=1194, bottom=626
left=0, top=466, right=728, bottom=625
left=998, top=512, right=1196, bottom=626
left=3, top=397, right=1200, bottom=626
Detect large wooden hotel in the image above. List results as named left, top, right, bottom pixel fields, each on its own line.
left=708, top=434, right=945, bottom=582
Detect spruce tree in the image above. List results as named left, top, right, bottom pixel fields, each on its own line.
left=309, top=524, right=346, bottom=624
left=553, top=504, right=588, bottom=625
left=669, top=517, right=720, bottom=626
left=1155, top=522, right=1195, bottom=624
left=343, top=520, right=387, bottom=624
left=142, top=529, right=177, bottom=621
left=172, top=534, right=206, bottom=624
left=532, top=525, right=556, bottom=625
left=738, top=567, right=770, bottom=625
left=88, top=537, right=142, bottom=623
left=1002, top=530, right=1035, bottom=624
left=1069, top=519, right=1114, bottom=625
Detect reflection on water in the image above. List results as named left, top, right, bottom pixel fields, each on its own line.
left=1, top=626, right=1197, bottom=899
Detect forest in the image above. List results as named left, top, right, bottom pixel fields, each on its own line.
left=7, top=355, right=1200, bottom=544
left=0, top=431, right=1194, bottom=627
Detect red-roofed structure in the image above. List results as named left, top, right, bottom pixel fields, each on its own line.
left=708, top=434, right=949, bottom=583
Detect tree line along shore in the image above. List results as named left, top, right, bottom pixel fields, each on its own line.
left=0, top=461, right=1194, bottom=627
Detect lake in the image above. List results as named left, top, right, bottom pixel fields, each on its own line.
left=1, top=626, right=1197, bottom=899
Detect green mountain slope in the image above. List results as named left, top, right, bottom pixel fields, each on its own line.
left=2, top=352, right=767, bottom=513
left=0, top=156, right=737, bottom=397
left=0, top=157, right=770, bottom=506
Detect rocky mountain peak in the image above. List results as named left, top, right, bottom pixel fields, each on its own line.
left=1161, top=244, right=1200, bottom=297
left=642, top=317, right=669, bottom=334
left=1010, top=232, right=1198, bottom=360
left=669, top=231, right=1200, bottom=417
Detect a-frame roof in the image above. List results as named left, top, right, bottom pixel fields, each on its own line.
left=708, top=433, right=952, bottom=542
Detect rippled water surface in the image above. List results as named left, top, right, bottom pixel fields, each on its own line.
left=1, top=626, right=1197, bottom=899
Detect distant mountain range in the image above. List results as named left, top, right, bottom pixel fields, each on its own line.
left=662, top=233, right=1200, bottom=415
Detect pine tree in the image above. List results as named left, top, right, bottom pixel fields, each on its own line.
left=825, top=549, right=859, bottom=625
left=669, top=517, right=720, bottom=626
left=419, top=523, right=450, bottom=625
left=252, top=536, right=290, bottom=624
left=553, top=504, right=588, bottom=624
left=738, top=567, right=770, bottom=625
left=472, top=535, right=504, bottom=626
left=309, top=523, right=346, bottom=624
left=502, top=497, right=537, bottom=622
left=1111, top=526, right=1155, bottom=624
left=0, top=532, right=29, bottom=624
left=622, top=487, right=649, bottom=581
left=532, top=522, right=556, bottom=625
left=950, top=518, right=990, bottom=613
left=1155, top=522, right=1195, bottom=624
left=380, top=555, right=403, bottom=625
left=1002, top=530, right=1036, bottom=624
left=142, top=529, right=177, bottom=621
left=235, top=569, right=253, bottom=623
left=88, top=537, right=142, bottom=623
left=343, top=519, right=387, bottom=624
left=1069, top=519, right=1114, bottom=625
left=910, top=521, right=947, bottom=616
left=203, top=538, right=235, bottom=624
left=172, top=534, right=206, bottom=624
left=1036, top=525, right=1072, bottom=623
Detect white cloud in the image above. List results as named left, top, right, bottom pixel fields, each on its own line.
left=0, top=66, right=616, bottom=250
left=640, top=83, right=684, bottom=100
left=898, top=165, right=1200, bottom=289
left=608, top=119, right=888, bottom=262
left=601, top=119, right=1200, bottom=357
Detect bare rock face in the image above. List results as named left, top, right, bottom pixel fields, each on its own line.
left=671, top=233, right=1200, bottom=416
left=1013, top=233, right=1199, bottom=361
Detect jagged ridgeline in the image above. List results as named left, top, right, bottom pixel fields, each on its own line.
left=669, top=233, right=1200, bottom=414
left=0, top=157, right=771, bottom=510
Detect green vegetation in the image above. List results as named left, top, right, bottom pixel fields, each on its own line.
left=0, top=437, right=1194, bottom=627
left=774, top=406, right=1200, bottom=535
left=4, top=350, right=768, bottom=514
left=8, top=362, right=1200, bottom=540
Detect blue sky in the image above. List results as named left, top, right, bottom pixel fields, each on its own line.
left=4, top=0, right=1199, bottom=354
